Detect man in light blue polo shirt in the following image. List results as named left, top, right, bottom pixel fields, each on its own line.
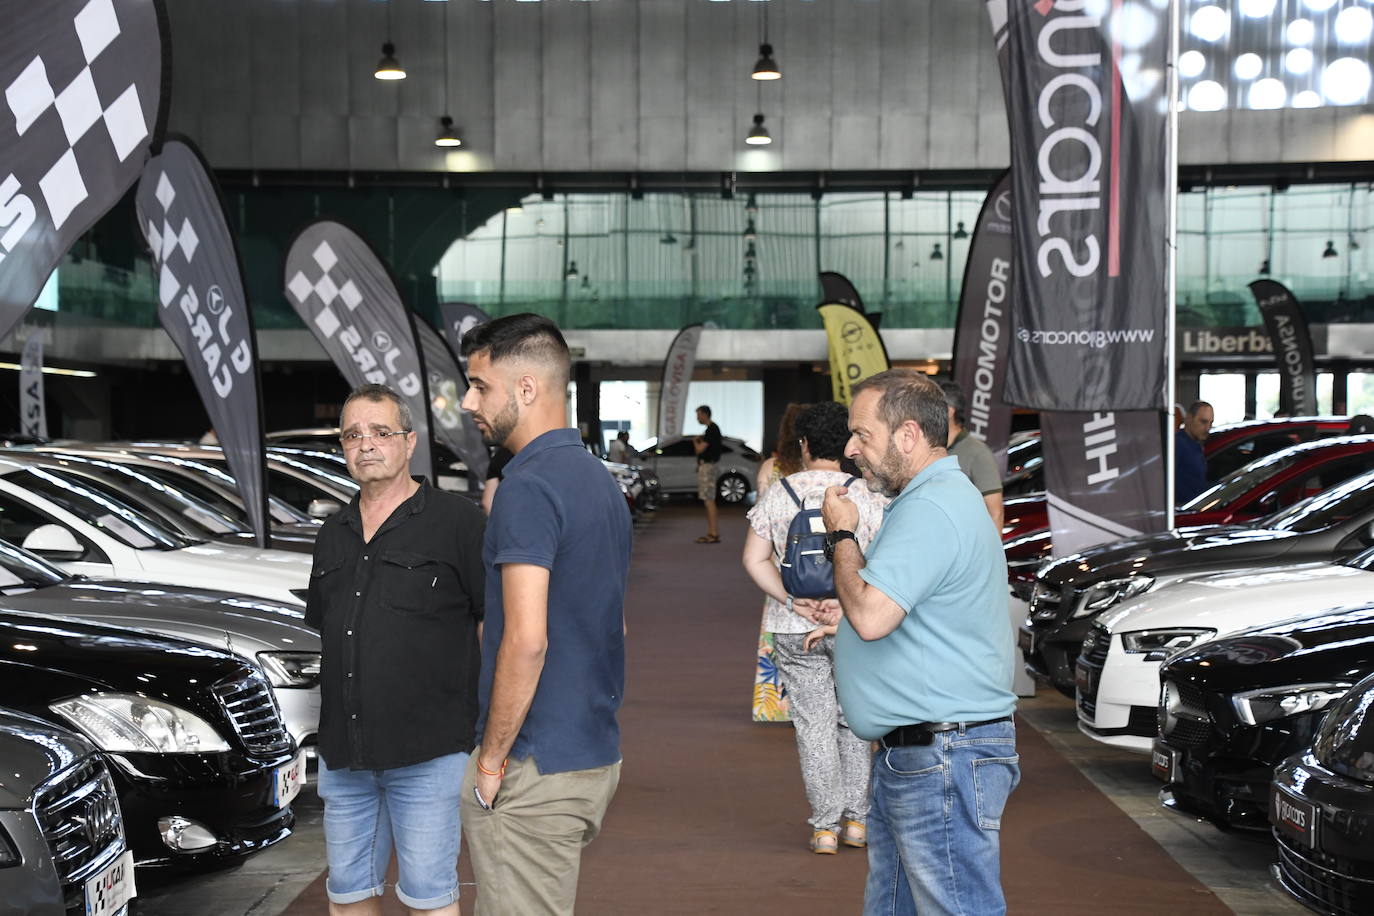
left=821, top=368, right=1018, bottom=916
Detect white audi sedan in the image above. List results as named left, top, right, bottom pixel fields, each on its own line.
left=0, top=458, right=312, bottom=606
left=1074, top=545, right=1374, bottom=752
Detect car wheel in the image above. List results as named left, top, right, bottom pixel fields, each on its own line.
left=717, top=473, right=749, bottom=504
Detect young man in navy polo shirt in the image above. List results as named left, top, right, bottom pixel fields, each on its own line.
left=458, top=313, right=633, bottom=916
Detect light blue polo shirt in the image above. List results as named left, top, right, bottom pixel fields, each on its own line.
left=834, top=455, right=1015, bottom=740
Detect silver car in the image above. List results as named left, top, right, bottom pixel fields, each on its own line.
left=0, top=539, right=319, bottom=750
left=638, top=436, right=760, bottom=503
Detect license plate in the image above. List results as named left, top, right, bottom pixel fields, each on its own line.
left=85, top=849, right=135, bottom=916
left=1151, top=741, right=1179, bottom=783
left=273, top=750, right=307, bottom=809
left=1271, top=784, right=1319, bottom=850
left=1074, top=659, right=1096, bottom=698
left=1018, top=626, right=1035, bottom=656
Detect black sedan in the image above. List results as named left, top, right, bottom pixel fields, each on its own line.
left=1023, top=468, right=1374, bottom=696
left=0, top=611, right=303, bottom=870
left=1271, top=670, right=1374, bottom=915
left=1153, top=605, right=1374, bottom=831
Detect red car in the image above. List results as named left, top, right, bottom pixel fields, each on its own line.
left=1005, top=433, right=1374, bottom=591
left=1001, top=417, right=1355, bottom=541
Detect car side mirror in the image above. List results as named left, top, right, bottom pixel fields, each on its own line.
left=22, top=524, right=86, bottom=561
left=308, top=499, right=342, bottom=519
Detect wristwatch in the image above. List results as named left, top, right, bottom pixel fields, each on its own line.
left=824, top=529, right=858, bottom=562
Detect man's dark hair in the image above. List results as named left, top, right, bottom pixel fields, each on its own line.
left=460, top=313, right=570, bottom=385
left=1186, top=400, right=1212, bottom=417
left=795, top=401, right=851, bottom=462
left=339, top=383, right=412, bottom=431
left=696, top=405, right=712, bottom=419
left=936, top=379, right=967, bottom=427
left=852, top=369, right=948, bottom=449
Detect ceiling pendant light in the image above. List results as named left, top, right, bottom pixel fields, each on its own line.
left=374, top=4, right=405, bottom=80
left=435, top=116, right=461, bottom=148
left=1322, top=240, right=1338, bottom=258
left=751, top=4, right=781, bottom=80
left=952, top=221, right=969, bottom=239
left=930, top=243, right=944, bottom=261
left=743, top=219, right=758, bottom=241
left=566, top=261, right=579, bottom=280
left=746, top=113, right=772, bottom=145
left=1259, top=259, right=1271, bottom=275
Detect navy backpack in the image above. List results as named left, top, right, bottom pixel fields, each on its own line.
left=777, top=476, right=856, bottom=600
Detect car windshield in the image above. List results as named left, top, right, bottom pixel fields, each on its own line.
left=1343, top=544, right=1374, bottom=572
left=0, top=537, right=69, bottom=591
left=265, top=453, right=359, bottom=494
left=1263, top=470, right=1374, bottom=534
left=134, top=455, right=313, bottom=525
left=63, top=461, right=249, bottom=538
left=1181, top=450, right=1299, bottom=514
left=9, top=467, right=190, bottom=550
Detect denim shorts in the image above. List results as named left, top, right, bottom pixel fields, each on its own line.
left=317, top=751, right=468, bottom=909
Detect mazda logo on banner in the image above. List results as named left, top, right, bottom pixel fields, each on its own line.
left=0, top=0, right=166, bottom=344
left=285, top=221, right=434, bottom=480
left=986, top=0, right=1169, bottom=411
left=136, top=137, right=271, bottom=547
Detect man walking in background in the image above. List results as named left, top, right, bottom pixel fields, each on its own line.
left=1175, top=400, right=1214, bottom=505
left=822, top=368, right=1018, bottom=916
left=694, top=404, right=724, bottom=543
left=307, top=383, right=485, bottom=916
left=938, top=379, right=1004, bottom=531
left=459, top=314, right=633, bottom=916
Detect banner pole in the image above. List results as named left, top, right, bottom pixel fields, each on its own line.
left=1164, top=0, right=1180, bottom=529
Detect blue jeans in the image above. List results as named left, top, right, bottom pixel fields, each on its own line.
left=863, top=720, right=1020, bottom=916
left=317, top=751, right=468, bottom=910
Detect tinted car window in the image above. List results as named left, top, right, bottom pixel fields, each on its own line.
left=1266, top=473, right=1374, bottom=534
left=8, top=468, right=187, bottom=549
left=1182, top=451, right=1299, bottom=513
left=1313, top=673, right=1374, bottom=781
left=0, top=538, right=66, bottom=589
left=1207, top=430, right=1308, bottom=481
left=658, top=440, right=696, bottom=458
left=0, top=494, right=69, bottom=554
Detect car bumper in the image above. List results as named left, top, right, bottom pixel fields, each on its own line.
left=1076, top=643, right=1161, bottom=753
left=1025, top=617, right=1093, bottom=695
left=105, top=748, right=297, bottom=869
left=1273, top=753, right=1374, bottom=915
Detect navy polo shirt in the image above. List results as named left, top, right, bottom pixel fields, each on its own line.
left=477, top=427, right=633, bottom=774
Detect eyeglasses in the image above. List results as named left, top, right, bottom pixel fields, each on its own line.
left=340, top=429, right=412, bottom=448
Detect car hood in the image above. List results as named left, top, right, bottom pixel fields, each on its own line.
left=1161, top=604, right=1374, bottom=694
left=133, top=543, right=311, bottom=603
left=0, top=708, right=96, bottom=808
left=0, top=579, right=317, bottom=658
left=1100, top=561, right=1373, bottom=635
left=1038, top=525, right=1305, bottom=589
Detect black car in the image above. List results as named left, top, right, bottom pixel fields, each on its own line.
left=0, top=611, right=302, bottom=870
left=1153, top=605, right=1374, bottom=831
left=0, top=708, right=132, bottom=916
left=1023, top=468, right=1374, bottom=696
left=1271, top=670, right=1374, bottom=915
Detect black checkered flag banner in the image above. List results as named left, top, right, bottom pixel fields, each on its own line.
left=0, top=0, right=165, bottom=343
left=416, top=317, right=490, bottom=484
left=136, top=137, right=271, bottom=548
left=284, top=221, right=434, bottom=480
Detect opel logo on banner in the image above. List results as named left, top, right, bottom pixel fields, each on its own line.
left=841, top=321, right=864, bottom=344
left=206, top=284, right=225, bottom=316
left=371, top=330, right=393, bottom=353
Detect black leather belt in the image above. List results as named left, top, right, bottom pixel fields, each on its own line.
left=879, top=716, right=1012, bottom=748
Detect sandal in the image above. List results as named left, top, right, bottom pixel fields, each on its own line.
left=695, top=534, right=721, bottom=543
left=809, top=829, right=838, bottom=855
left=841, top=820, right=867, bottom=848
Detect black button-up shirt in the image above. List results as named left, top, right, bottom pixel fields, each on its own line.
left=305, top=478, right=485, bottom=770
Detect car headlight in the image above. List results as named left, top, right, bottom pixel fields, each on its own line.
left=1120, top=628, right=1216, bottom=662
left=258, top=651, right=322, bottom=688
left=1231, top=683, right=1353, bottom=726
left=51, top=694, right=230, bottom=754
left=1074, top=576, right=1155, bottom=617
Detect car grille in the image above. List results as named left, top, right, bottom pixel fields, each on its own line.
left=34, top=756, right=125, bottom=886
left=1159, top=679, right=1212, bottom=749
left=213, top=670, right=292, bottom=756
left=1081, top=626, right=1111, bottom=667
left=1029, top=583, right=1063, bottom=621
left=1275, top=831, right=1374, bottom=916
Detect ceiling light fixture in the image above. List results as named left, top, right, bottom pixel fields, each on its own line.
left=1259, top=259, right=1271, bottom=275
left=434, top=5, right=460, bottom=147
left=930, top=243, right=944, bottom=261
left=743, top=219, right=758, bottom=241
left=1323, top=240, right=1338, bottom=258
left=374, top=2, right=405, bottom=80
left=746, top=113, right=771, bottom=145
left=566, top=261, right=579, bottom=280
left=751, top=4, right=780, bottom=80
left=952, top=221, right=968, bottom=240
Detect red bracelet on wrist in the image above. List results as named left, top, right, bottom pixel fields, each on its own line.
left=477, top=758, right=508, bottom=778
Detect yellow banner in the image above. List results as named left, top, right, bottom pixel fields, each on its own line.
left=818, top=303, right=889, bottom=405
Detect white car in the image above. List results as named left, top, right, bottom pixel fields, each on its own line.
left=637, top=436, right=760, bottom=503
left=1074, top=544, right=1374, bottom=752
left=0, top=459, right=312, bottom=607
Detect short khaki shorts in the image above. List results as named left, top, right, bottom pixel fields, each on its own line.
left=697, top=461, right=718, bottom=501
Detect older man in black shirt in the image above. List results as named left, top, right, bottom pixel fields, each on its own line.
left=306, top=383, right=484, bottom=916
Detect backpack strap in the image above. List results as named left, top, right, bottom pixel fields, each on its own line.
left=778, top=477, right=803, bottom=509
left=844, top=475, right=858, bottom=488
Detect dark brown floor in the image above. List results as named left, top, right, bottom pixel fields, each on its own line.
left=286, top=503, right=1230, bottom=914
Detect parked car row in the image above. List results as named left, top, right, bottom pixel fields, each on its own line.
left=1009, top=417, right=1374, bottom=914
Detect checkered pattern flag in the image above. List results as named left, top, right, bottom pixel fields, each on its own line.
left=284, top=220, right=435, bottom=481
left=136, top=138, right=272, bottom=547
left=0, top=0, right=165, bottom=344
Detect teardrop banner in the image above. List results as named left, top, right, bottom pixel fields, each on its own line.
left=19, top=332, right=47, bottom=439
left=136, top=136, right=270, bottom=547
left=952, top=170, right=1014, bottom=477
left=816, top=297, right=889, bottom=407
left=0, top=0, right=167, bottom=343
left=1250, top=279, right=1318, bottom=417
left=415, top=316, right=491, bottom=485
left=284, top=220, right=434, bottom=480
left=438, top=301, right=491, bottom=378
left=985, top=0, right=1169, bottom=411
left=656, top=324, right=703, bottom=445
